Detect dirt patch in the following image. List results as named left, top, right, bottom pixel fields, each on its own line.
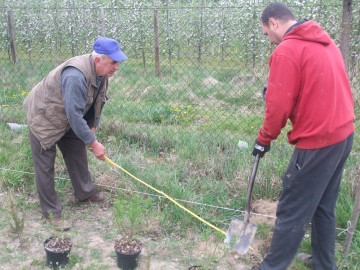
left=0, top=190, right=277, bottom=269
left=252, top=199, right=277, bottom=225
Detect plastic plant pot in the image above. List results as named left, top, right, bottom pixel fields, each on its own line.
left=44, top=237, right=72, bottom=268
left=115, top=249, right=141, bottom=270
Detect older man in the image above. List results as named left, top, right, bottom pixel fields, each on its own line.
left=24, top=37, right=127, bottom=230
left=252, top=3, right=354, bottom=270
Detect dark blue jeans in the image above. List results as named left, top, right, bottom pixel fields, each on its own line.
left=259, top=133, right=354, bottom=270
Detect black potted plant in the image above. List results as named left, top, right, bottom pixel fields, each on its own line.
left=44, top=216, right=72, bottom=268
left=112, top=194, right=150, bottom=270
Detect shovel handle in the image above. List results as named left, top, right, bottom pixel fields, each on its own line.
left=244, top=154, right=260, bottom=223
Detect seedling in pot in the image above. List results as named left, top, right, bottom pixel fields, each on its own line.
left=44, top=213, right=73, bottom=268
left=113, top=194, right=151, bottom=252
left=112, top=194, right=152, bottom=269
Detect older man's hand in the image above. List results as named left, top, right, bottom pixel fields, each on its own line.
left=88, top=140, right=105, bottom=160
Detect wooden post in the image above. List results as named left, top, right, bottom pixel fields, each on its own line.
left=344, top=170, right=360, bottom=255
left=70, top=0, right=76, bottom=57
left=197, top=0, right=203, bottom=65
left=340, top=0, right=352, bottom=72
left=7, top=9, right=17, bottom=65
left=154, top=6, right=161, bottom=77
left=100, top=7, right=105, bottom=36
left=166, top=1, right=172, bottom=74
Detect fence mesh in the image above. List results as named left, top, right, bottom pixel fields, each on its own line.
left=1, top=1, right=359, bottom=154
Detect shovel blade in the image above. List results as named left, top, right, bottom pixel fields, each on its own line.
left=224, top=218, right=257, bottom=255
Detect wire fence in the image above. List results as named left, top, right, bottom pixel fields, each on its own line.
left=0, top=2, right=359, bottom=253
left=1, top=1, right=359, bottom=150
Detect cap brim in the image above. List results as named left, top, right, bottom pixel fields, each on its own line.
left=108, top=50, right=128, bottom=62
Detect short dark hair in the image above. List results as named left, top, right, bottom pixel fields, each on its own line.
left=261, top=2, right=296, bottom=26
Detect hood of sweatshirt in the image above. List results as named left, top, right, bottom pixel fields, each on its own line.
left=283, top=20, right=332, bottom=46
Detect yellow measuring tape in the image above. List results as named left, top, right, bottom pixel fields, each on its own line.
left=104, top=156, right=227, bottom=236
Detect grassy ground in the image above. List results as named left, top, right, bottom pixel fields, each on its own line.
left=0, top=57, right=359, bottom=269
left=0, top=119, right=359, bottom=269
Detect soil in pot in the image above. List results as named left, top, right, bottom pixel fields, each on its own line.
left=114, top=237, right=143, bottom=270
left=44, top=236, right=72, bottom=268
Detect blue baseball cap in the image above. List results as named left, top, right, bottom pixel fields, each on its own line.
left=93, top=37, right=127, bottom=62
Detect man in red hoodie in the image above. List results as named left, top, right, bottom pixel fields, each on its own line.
left=252, top=3, right=355, bottom=270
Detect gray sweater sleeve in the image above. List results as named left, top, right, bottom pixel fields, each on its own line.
left=61, top=67, right=96, bottom=145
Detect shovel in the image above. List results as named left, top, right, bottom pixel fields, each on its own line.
left=225, top=154, right=260, bottom=254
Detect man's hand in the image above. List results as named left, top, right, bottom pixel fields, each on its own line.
left=88, top=140, right=105, bottom=160
left=252, top=140, right=270, bottom=158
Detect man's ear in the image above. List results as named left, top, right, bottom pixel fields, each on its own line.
left=268, top=18, right=278, bottom=30
left=93, top=56, right=101, bottom=64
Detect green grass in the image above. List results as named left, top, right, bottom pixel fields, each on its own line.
left=0, top=57, right=359, bottom=269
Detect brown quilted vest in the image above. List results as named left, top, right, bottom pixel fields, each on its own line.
left=23, top=54, right=108, bottom=150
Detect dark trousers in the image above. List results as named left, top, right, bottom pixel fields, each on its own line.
left=259, top=133, right=354, bottom=270
left=29, top=129, right=97, bottom=218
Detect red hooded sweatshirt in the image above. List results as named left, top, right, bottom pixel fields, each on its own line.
left=257, top=20, right=355, bottom=149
